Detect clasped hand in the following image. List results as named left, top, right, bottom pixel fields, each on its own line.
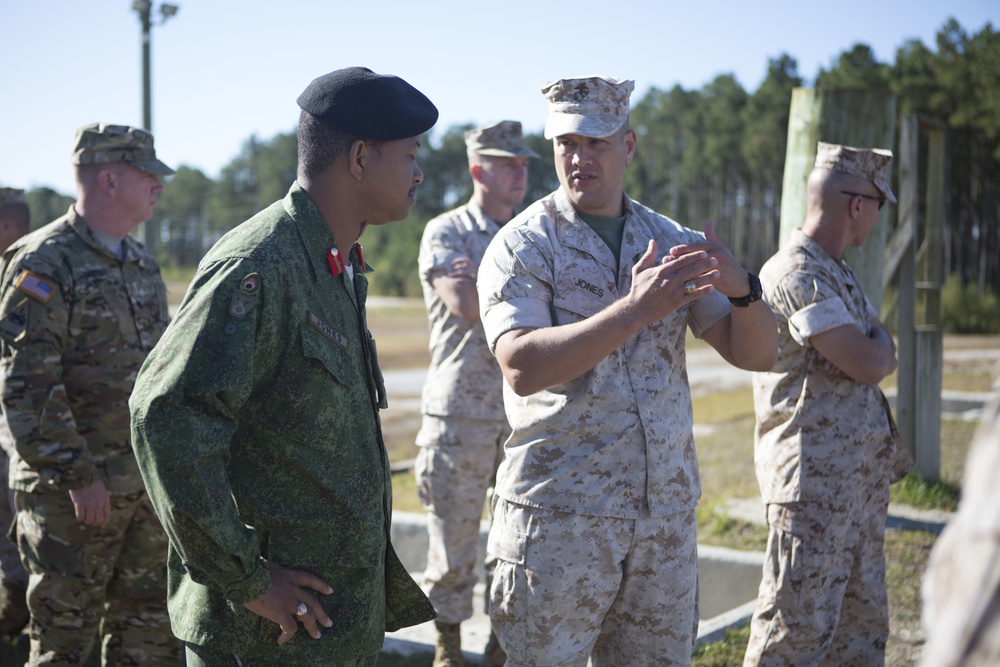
left=629, top=220, right=746, bottom=324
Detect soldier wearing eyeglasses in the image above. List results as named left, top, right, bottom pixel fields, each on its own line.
left=745, top=142, right=912, bottom=665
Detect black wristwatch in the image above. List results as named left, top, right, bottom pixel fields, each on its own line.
left=728, top=272, right=763, bottom=307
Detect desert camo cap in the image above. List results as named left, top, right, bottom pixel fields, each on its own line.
left=72, top=123, right=174, bottom=176
left=464, top=120, right=540, bottom=158
left=815, top=141, right=896, bottom=204
left=0, top=187, right=27, bottom=207
left=541, top=75, right=634, bottom=140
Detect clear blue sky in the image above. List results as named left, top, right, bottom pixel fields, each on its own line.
left=1, top=0, right=996, bottom=196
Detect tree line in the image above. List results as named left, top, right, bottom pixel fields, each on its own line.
left=24, top=18, right=1000, bottom=301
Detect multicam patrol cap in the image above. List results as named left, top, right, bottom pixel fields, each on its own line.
left=71, top=123, right=175, bottom=176
left=0, top=187, right=27, bottom=207
left=464, top=121, right=540, bottom=158
left=541, top=75, right=635, bottom=140
left=815, top=141, right=896, bottom=204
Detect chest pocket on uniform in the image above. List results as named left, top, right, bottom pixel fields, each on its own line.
left=552, top=274, right=610, bottom=326
left=300, top=322, right=354, bottom=388
left=97, top=282, right=141, bottom=346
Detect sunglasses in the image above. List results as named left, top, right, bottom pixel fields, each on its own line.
left=841, top=190, right=887, bottom=210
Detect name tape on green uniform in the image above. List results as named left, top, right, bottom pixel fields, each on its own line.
left=309, top=312, right=349, bottom=350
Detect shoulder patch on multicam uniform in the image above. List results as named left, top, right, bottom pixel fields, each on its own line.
left=0, top=299, right=29, bottom=342
left=15, top=271, right=56, bottom=303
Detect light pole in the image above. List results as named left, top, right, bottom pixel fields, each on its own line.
left=132, top=1, right=179, bottom=131
left=132, top=1, right=178, bottom=248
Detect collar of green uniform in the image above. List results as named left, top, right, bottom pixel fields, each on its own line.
left=284, top=181, right=340, bottom=282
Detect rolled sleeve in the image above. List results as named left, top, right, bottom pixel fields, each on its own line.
left=788, top=297, right=855, bottom=347
left=481, top=295, right=553, bottom=352
left=687, top=291, right=731, bottom=339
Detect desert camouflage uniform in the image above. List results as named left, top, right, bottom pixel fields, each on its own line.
left=745, top=229, right=905, bottom=666
left=478, top=188, right=731, bottom=666
left=0, top=207, right=179, bottom=665
left=416, top=200, right=510, bottom=624
left=920, top=398, right=1000, bottom=667
left=130, top=183, right=435, bottom=666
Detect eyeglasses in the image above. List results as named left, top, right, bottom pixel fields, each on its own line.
left=841, top=190, right=887, bottom=210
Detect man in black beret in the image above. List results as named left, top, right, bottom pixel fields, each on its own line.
left=130, top=67, right=439, bottom=666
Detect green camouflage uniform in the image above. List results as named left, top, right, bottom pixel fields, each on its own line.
left=130, top=182, right=435, bottom=665
left=0, top=207, right=179, bottom=665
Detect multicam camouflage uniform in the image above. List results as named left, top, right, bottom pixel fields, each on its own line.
left=0, top=422, right=27, bottom=593
left=920, top=398, right=1000, bottom=667
left=416, top=200, right=510, bottom=624
left=129, top=183, right=435, bottom=666
left=477, top=188, right=731, bottom=666
left=745, top=229, right=907, bottom=666
left=0, top=207, right=179, bottom=665
left=0, top=187, right=28, bottom=604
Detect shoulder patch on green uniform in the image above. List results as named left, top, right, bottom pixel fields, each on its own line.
left=240, top=273, right=260, bottom=295
left=0, top=298, right=29, bottom=343
left=229, top=273, right=260, bottom=319
left=15, top=271, right=56, bottom=303
left=229, top=290, right=257, bottom=319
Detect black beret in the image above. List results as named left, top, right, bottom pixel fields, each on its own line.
left=297, top=66, right=439, bottom=141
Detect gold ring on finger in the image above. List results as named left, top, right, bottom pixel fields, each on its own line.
left=684, top=281, right=697, bottom=294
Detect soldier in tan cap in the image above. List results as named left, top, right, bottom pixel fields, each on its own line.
left=416, top=121, right=539, bottom=667
left=477, top=76, right=778, bottom=666
left=0, top=186, right=30, bottom=638
left=744, top=141, right=911, bottom=665
left=0, top=123, right=181, bottom=664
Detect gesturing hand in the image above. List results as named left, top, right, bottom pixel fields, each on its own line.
left=669, top=220, right=750, bottom=298
left=244, top=560, right=335, bottom=645
left=626, top=239, right=718, bottom=326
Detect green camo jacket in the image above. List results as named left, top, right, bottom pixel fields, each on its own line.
left=0, top=207, right=168, bottom=494
left=130, top=183, right=434, bottom=663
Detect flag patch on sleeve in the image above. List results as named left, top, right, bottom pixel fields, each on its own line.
left=15, top=271, right=56, bottom=303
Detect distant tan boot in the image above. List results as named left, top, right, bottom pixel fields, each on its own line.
left=482, top=629, right=506, bottom=667
left=0, top=581, right=29, bottom=637
left=433, top=620, right=464, bottom=667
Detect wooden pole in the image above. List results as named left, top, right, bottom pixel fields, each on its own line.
left=779, top=88, right=897, bottom=305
